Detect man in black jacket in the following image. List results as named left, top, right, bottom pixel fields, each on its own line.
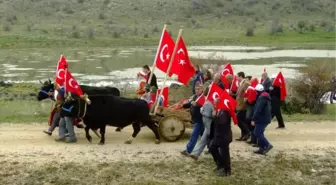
left=252, top=84, right=273, bottom=155
left=270, top=85, right=285, bottom=128
left=181, top=85, right=204, bottom=156
left=209, top=99, right=232, bottom=177
left=142, top=65, right=158, bottom=89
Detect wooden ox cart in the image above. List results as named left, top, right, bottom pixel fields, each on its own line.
left=150, top=98, right=194, bottom=142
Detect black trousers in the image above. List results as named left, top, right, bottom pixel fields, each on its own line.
left=237, top=110, right=250, bottom=137
left=209, top=141, right=231, bottom=172
left=246, top=105, right=257, bottom=143
left=271, top=98, right=285, bottom=128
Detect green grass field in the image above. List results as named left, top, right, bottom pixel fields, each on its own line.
left=0, top=0, right=334, bottom=49
left=0, top=83, right=334, bottom=123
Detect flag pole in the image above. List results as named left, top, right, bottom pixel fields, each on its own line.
left=147, top=24, right=167, bottom=86
left=153, top=28, right=183, bottom=115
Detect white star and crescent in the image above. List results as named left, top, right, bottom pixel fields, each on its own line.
left=57, top=69, right=64, bottom=79
left=159, top=44, right=170, bottom=62
left=68, top=78, right=78, bottom=89
left=224, top=99, right=229, bottom=109
left=221, top=69, right=230, bottom=76
left=212, top=92, right=220, bottom=100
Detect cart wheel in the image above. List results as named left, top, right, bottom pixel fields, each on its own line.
left=158, top=115, right=185, bottom=142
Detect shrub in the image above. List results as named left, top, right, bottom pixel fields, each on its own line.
left=245, top=27, right=254, bottom=37
left=245, top=19, right=255, bottom=37
left=291, top=61, right=335, bottom=114
left=99, top=13, right=106, bottom=20
left=77, top=0, right=84, bottom=3
left=297, top=21, right=306, bottom=33
left=309, top=24, right=315, bottom=32
left=88, top=28, right=94, bottom=39
left=3, top=24, right=11, bottom=31
left=191, top=0, right=211, bottom=14
left=72, top=31, right=80, bottom=38
left=270, top=20, right=283, bottom=35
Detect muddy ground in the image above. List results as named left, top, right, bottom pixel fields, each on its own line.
left=0, top=121, right=335, bottom=185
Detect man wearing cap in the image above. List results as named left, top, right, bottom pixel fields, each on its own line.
left=251, top=84, right=273, bottom=155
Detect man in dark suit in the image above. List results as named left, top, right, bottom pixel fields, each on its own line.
left=209, top=99, right=232, bottom=177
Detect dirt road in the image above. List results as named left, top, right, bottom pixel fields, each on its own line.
left=0, top=121, right=334, bottom=164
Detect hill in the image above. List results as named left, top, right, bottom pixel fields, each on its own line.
left=0, top=0, right=335, bottom=48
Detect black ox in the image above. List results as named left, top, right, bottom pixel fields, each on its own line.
left=61, top=93, right=161, bottom=145
left=37, top=79, right=121, bottom=133
left=37, top=79, right=120, bottom=101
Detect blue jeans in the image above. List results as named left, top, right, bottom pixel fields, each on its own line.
left=59, top=117, right=76, bottom=141
left=191, top=118, right=211, bottom=156
left=253, top=123, right=270, bottom=150
left=185, top=122, right=204, bottom=154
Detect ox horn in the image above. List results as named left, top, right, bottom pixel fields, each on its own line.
left=39, top=80, right=43, bottom=84
left=92, top=130, right=101, bottom=138
left=48, top=78, right=52, bottom=84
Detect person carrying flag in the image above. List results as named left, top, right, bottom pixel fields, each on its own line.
left=209, top=98, right=233, bottom=177
left=43, top=83, right=66, bottom=136
left=188, top=87, right=214, bottom=160
left=191, top=65, right=204, bottom=94
left=180, top=85, right=204, bottom=156
left=270, top=72, right=286, bottom=129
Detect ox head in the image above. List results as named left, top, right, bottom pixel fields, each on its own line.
left=37, top=79, right=54, bottom=101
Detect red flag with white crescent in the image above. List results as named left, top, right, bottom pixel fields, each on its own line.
left=272, top=72, right=287, bottom=101
left=195, top=94, right=205, bottom=106
left=230, top=75, right=239, bottom=92
left=206, top=82, right=225, bottom=104
left=216, top=88, right=238, bottom=125
left=154, top=30, right=175, bottom=75
left=169, top=37, right=196, bottom=85
left=55, top=55, right=69, bottom=86
left=157, top=87, right=169, bottom=107
left=65, top=68, right=83, bottom=96
left=221, top=63, right=234, bottom=89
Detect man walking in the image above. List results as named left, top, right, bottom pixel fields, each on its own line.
left=270, top=84, right=285, bottom=129
left=181, top=85, right=204, bottom=156
left=261, top=72, right=272, bottom=93
left=209, top=98, right=232, bottom=177
left=235, top=72, right=251, bottom=141
left=251, top=84, right=273, bottom=155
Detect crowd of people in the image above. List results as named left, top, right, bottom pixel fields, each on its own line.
left=178, top=67, right=285, bottom=177
left=42, top=63, right=285, bottom=177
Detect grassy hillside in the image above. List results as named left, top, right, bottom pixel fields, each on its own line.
left=0, top=0, right=335, bottom=48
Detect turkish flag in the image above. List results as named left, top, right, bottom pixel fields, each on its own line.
left=272, top=72, right=287, bottom=101
left=206, top=82, right=225, bottom=104
left=230, top=75, right=239, bottom=92
left=170, top=98, right=190, bottom=110
left=157, top=87, right=169, bottom=107
left=250, top=78, right=259, bottom=88
left=170, top=37, right=196, bottom=85
left=220, top=63, right=234, bottom=89
left=65, top=69, right=83, bottom=96
left=244, top=86, right=257, bottom=104
left=55, top=55, right=69, bottom=86
left=195, top=94, right=205, bottom=106
left=148, top=93, right=157, bottom=108
left=216, top=89, right=238, bottom=125
left=154, top=30, right=175, bottom=75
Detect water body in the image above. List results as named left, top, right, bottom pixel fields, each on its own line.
left=0, top=46, right=334, bottom=88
